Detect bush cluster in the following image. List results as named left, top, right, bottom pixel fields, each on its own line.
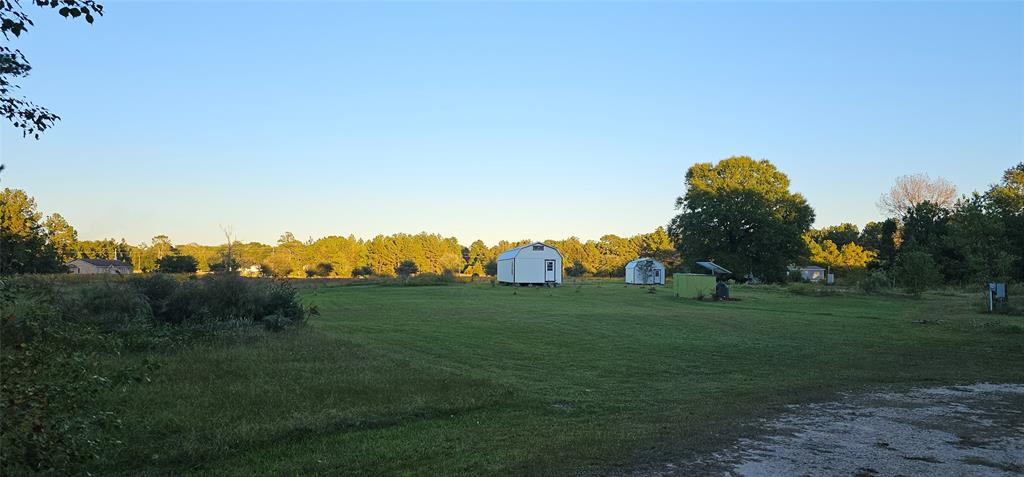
left=127, top=274, right=305, bottom=326
left=381, top=270, right=459, bottom=287
left=0, top=275, right=309, bottom=475
left=858, top=270, right=892, bottom=294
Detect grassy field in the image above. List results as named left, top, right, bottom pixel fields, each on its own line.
left=88, top=281, right=1024, bottom=476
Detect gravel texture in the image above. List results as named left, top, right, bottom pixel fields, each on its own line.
left=641, top=383, right=1024, bottom=477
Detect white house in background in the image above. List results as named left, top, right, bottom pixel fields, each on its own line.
left=239, top=264, right=263, bottom=277
left=625, top=258, right=666, bottom=285
left=496, top=242, right=562, bottom=286
left=65, top=259, right=133, bottom=275
left=790, top=265, right=826, bottom=282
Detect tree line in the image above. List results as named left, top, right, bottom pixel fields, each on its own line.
left=2, top=160, right=1021, bottom=287
left=667, top=157, right=1023, bottom=288
left=0, top=189, right=675, bottom=278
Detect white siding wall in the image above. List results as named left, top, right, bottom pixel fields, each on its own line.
left=625, top=260, right=666, bottom=284
left=497, top=259, right=515, bottom=283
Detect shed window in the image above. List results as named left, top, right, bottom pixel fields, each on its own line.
left=547, top=262, right=554, bottom=271
left=533, top=245, right=544, bottom=251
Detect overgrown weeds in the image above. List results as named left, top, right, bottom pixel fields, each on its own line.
left=0, top=274, right=311, bottom=475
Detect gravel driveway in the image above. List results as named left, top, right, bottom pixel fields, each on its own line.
left=641, top=383, right=1024, bottom=476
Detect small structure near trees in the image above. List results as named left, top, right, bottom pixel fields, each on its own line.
left=65, top=258, right=133, bottom=275
left=789, top=265, right=826, bottom=282
left=674, top=261, right=732, bottom=299
left=625, top=258, right=666, bottom=285
left=496, top=242, right=562, bottom=286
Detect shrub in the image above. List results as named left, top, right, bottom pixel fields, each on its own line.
left=1, top=280, right=120, bottom=475
left=395, top=260, right=419, bottom=277
left=74, top=281, right=152, bottom=326
left=566, top=260, right=588, bottom=278
left=129, top=273, right=180, bottom=305
left=351, top=266, right=374, bottom=277
left=309, top=262, right=334, bottom=277
left=0, top=275, right=310, bottom=474
left=170, top=276, right=303, bottom=324
left=484, top=259, right=497, bottom=277
left=261, top=314, right=293, bottom=332
left=858, top=270, right=891, bottom=294
left=896, top=249, right=942, bottom=296
left=155, top=254, right=199, bottom=273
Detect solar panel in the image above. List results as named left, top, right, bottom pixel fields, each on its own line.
left=695, top=261, right=731, bottom=275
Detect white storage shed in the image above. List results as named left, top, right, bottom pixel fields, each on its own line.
left=789, top=265, right=826, bottom=282
left=496, top=242, right=562, bottom=285
left=624, top=258, right=666, bottom=285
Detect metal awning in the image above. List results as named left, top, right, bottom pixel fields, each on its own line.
left=695, top=261, right=731, bottom=275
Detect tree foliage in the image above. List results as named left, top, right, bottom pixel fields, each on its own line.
left=803, top=233, right=876, bottom=270
left=668, top=157, right=814, bottom=282
left=395, top=259, right=418, bottom=277
left=877, top=173, right=957, bottom=218
left=895, top=247, right=942, bottom=295
left=986, top=163, right=1024, bottom=279
left=1, top=0, right=104, bottom=139
left=859, top=219, right=900, bottom=267
left=1, top=188, right=61, bottom=273
left=154, top=254, right=198, bottom=274
left=8, top=163, right=1021, bottom=288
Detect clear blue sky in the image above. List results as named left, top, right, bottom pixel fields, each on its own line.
left=2, top=1, right=1021, bottom=246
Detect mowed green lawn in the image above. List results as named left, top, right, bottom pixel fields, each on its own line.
left=91, top=281, right=1024, bottom=476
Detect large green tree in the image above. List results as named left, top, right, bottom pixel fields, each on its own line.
left=42, top=212, right=77, bottom=263
left=986, top=163, right=1024, bottom=280
left=859, top=219, right=900, bottom=267
left=668, top=157, right=815, bottom=282
left=1, top=188, right=61, bottom=272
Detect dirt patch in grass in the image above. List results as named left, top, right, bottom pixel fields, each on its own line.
left=637, top=383, right=1024, bottom=477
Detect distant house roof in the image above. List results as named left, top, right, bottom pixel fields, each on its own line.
left=695, top=261, right=731, bottom=274
left=70, top=259, right=132, bottom=267
left=793, top=265, right=826, bottom=271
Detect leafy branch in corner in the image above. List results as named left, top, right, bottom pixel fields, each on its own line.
left=1, top=1, right=103, bottom=139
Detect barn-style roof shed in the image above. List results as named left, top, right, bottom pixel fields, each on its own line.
left=497, top=242, right=562, bottom=285
left=625, top=258, right=666, bottom=285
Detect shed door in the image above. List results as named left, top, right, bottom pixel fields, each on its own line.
left=654, top=269, right=661, bottom=283
left=544, top=260, right=556, bottom=282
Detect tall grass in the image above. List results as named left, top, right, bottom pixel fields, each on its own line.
left=0, top=275, right=311, bottom=475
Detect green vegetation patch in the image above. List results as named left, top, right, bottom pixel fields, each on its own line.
left=31, top=281, right=1020, bottom=476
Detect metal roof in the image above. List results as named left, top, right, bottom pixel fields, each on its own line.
left=70, top=259, right=132, bottom=267
left=695, top=261, right=731, bottom=274
left=496, top=242, right=560, bottom=261
left=625, top=258, right=664, bottom=268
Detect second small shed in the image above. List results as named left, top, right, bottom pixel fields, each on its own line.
left=496, top=242, right=563, bottom=285
left=624, top=258, right=666, bottom=285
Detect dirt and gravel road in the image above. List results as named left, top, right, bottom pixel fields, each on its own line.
left=641, top=383, right=1024, bottom=476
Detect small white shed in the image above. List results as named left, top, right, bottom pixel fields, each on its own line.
left=625, top=258, right=666, bottom=285
left=496, top=242, right=562, bottom=285
left=789, top=265, right=826, bottom=282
